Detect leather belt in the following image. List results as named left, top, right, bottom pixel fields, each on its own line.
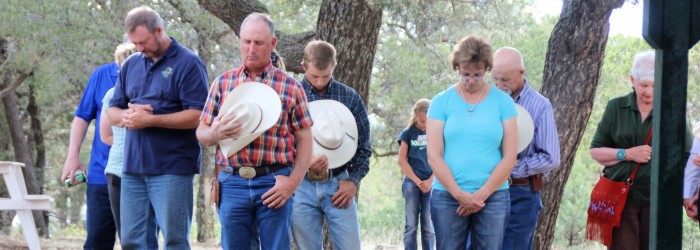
left=221, top=164, right=286, bottom=179
left=510, top=177, right=530, bottom=186
left=307, top=166, right=347, bottom=182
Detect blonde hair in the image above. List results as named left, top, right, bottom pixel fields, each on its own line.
left=450, top=35, right=492, bottom=71
left=114, top=43, right=137, bottom=67
left=407, top=99, right=431, bottom=128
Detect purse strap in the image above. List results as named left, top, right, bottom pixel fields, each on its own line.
left=628, top=126, right=653, bottom=183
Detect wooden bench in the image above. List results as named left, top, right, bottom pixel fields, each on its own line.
left=0, top=161, right=51, bottom=250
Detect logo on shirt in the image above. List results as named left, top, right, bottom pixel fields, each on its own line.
left=411, top=134, right=427, bottom=150
left=162, top=67, right=173, bottom=78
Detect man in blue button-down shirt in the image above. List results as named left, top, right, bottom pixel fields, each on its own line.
left=492, top=47, right=561, bottom=250
left=291, top=40, right=371, bottom=250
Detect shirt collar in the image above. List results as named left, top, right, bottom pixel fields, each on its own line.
left=514, top=80, right=533, bottom=103
left=162, top=37, right=179, bottom=59
left=621, top=91, right=639, bottom=110
left=241, top=61, right=273, bottom=81
left=302, top=77, right=336, bottom=95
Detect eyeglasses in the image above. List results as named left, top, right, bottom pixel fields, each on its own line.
left=460, top=73, right=485, bottom=81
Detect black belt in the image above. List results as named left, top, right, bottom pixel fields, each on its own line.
left=221, top=164, right=287, bottom=179
left=330, top=166, right=347, bottom=177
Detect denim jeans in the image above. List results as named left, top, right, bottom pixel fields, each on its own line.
left=503, top=185, right=542, bottom=250
left=218, top=166, right=293, bottom=250
left=291, top=170, right=361, bottom=250
left=120, top=173, right=193, bottom=250
left=84, top=184, right=116, bottom=250
left=431, top=189, right=510, bottom=250
left=402, top=177, right=435, bottom=250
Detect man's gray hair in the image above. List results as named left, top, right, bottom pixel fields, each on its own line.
left=631, top=50, right=655, bottom=82
left=124, top=6, right=164, bottom=33
left=241, top=13, right=276, bottom=38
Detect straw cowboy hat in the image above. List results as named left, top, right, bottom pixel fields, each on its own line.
left=308, top=100, right=358, bottom=169
left=218, top=82, right=282, bottom=158
left=515, top=104, right=535, bottom=153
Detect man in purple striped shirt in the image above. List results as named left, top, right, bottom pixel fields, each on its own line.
left=492, top=47, right=561, bottom=250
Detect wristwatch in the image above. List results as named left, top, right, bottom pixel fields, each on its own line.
left=616, top=148, right=626, bottom=161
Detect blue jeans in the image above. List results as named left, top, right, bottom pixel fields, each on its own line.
left=291, top=170, right=361, bottom=250
left=218, top=166, right=293, bottom=250
left=402, top=178, right=435, bottom=250
left=503, top=185, right=542, bottom=250
left=84, top=184, right=116, bottom=250
left=121, top=173, right=193, bottom=250
left=431, top=189, right=510, bottom=250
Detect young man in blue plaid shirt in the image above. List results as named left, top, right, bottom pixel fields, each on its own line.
left=291, top=40, right=372, bottom=250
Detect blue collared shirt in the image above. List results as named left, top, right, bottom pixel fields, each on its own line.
left=301, top=77, right=372, bottom=186
left=511, top=81, right=561, bottom=178
left=110, top=38, right=209, bottom=175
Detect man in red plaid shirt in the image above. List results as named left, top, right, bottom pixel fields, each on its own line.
left=196, top=13, right=313, bottom=250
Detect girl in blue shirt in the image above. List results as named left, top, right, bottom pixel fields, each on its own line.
left=398, top=98, right=435, bottom=250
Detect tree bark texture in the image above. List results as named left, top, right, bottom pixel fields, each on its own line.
left=1, top=82, right=48, bottom=236
left=27, top=84, right=49, bottom=228
left=534, top=0, right=624, bottom=249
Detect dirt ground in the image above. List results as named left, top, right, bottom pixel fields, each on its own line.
left=0, top=235, right=221, bottom=250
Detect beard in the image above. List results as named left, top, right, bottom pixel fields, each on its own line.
left=500, top=86, right=513, bottom=96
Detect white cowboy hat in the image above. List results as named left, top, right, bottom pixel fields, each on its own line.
left=218, top=82, right=282, bottom=158
left=308, top=100, right=358, bottom=169
left=515, top=104, right=535, bottom=153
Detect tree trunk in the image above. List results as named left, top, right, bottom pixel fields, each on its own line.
left=1, top=81, right=49, bottom=236
left=534, top=0, right=624, bottom=249
left=196, top=148, right=216, bottom=243
left=27, top=84, right=49, bottom=228
left=316, top=0, right=382, bottom=103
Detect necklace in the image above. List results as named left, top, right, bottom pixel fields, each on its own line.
left=457, top=82, right=485, bottom=118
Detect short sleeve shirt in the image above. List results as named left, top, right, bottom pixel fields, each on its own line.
left=110, top=38, right=209, bottom=175
left=428, top=85, right=517, bottom=192
left=398, top=125, right=432, bottom=180
left=74, top=62, right=119, bottom=184
left=200, top=63, right=313, bottom=167
left=101, top=87, right=126, bottom=177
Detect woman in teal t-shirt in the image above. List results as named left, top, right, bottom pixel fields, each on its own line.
left=398, top=98, right=434, bottom=250
left=426, top=35, right=517, bottom=250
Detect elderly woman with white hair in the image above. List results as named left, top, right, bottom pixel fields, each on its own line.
left=589, top=51, right=661, bottom=249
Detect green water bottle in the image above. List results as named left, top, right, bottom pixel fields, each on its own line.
left=65, top=171, right=87, bottom=187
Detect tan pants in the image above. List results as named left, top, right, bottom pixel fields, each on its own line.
left=610, top=202, right=649, bottom=250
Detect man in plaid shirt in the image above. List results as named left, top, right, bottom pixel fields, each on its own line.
left=291, top=40, right=372, bottom=250
left=196, top=13, right=313, bottom=250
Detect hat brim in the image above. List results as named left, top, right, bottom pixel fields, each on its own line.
left=308, top=100, right=358, bottom=169
left=515, top=104, right=535, bottom=153
left=218, top=82, right=282, bottom=158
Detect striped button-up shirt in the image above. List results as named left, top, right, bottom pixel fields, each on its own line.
left=302, top=77, right=372, bottom=186
left=200, top=63, right=313, bottom=167
left=512, top=81, right=561, bottom=178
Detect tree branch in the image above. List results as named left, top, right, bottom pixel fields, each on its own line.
left=372, top=149, right=398, bottom=158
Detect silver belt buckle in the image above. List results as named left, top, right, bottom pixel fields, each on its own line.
left=239, top=167, right=256, bottom=179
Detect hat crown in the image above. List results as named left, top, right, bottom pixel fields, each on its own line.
left=313, top=110, right=344, bottom=150
left=226, top=102, right=262, bottom=139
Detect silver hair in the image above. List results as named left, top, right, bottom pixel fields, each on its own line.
left=631, top=50, right=655, bottom=82
left=124, top=6, right=164, bottom=33
left=241, top=13, right=276, bottom=38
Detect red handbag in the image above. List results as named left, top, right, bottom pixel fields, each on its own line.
left=585, top=127, right=652, bottom=246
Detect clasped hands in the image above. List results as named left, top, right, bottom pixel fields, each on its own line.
left=455, top=190, right=487, bottom=217
left=123, top=103, right=154, bottom=129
